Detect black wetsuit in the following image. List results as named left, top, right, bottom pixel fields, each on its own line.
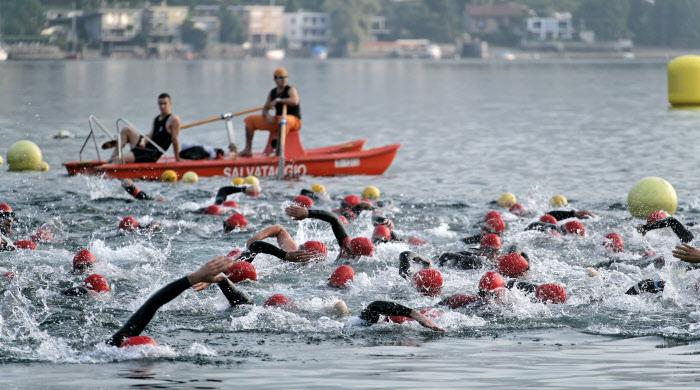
left=545, top=210, right=585, bottom=221
left=338, top=202, right=375, bottom=221
left=506, top=280, right=538, bottom=294
left=438, top=251, right=485, bottom=270
left=307, top=210, right=352, bottom=258
left=625, top=279, right=665, bottom=295
left=123, top=183, right=153, bottom=200
left=132, top=114, right=172, bottom=163
left=525, top=222, right=564, bottom=233
left=215, top=186, right=247, bottom=205
left=399, top=251, right=432, bottom=279
left=359, top=301, right=413, bottom=324
left=638, top=217, right=694, bottom=243
left=62, top=286, right=90, bottom=296
left=270, top=86, right=301, bottom=119
left=246, top=241, right=287, bottom=262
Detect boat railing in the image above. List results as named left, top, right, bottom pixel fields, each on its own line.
left=79, top=115, right=114, bottom=162
left=115, top=117, right=167, bottom=160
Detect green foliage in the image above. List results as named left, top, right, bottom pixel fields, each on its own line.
left=384, top=0, right=463, bottom=43
left=181, top=19, right=207, bottom=52
left=575, top=0, right=630, bottom=41
left=219, top=6, right=246, bottom=44
left=323, top=0, right=381, bottom=56
left=1, top=0, right=46, bottom=36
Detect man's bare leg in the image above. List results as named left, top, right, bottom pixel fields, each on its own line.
left=239, top=126, right=255, bottom=157
left=110, top=127, right=142, bottom=161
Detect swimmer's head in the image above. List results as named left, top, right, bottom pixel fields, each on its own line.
left=349, top=237, right=374, bottom=257
left=264, top=293, right=293, bottom=309
left=293, top=195, right=314, bottom=209
left=535, top=283, right=567, bottom=304
left=0, top=203, right=15, bottom=234
left=646, top=210, right=669, bottom=224
left=119, top=216, right=140, bottom=231
left=478, top=271, right=505, bottom=296
left=484, top=210, right=502, bottom=221
left=328, top=265, right=354, bottom=288
left=227, top=261, right=257, bottom=283
left=413, top=268, right=443, bottom=296
left=603, top=232, right=624, bottom=253
left=120, top=335, right=156, bottom=348
left=372, top=225, right=392, bottom=243
left=84, top=274, right=110, bottom=293
left=479, top=233, right=502, bottom=251
left=73, top=249, right=96, bottom=273
left=223, top=213, right=248, bottom=233
left=342, top=194, right=361, bottom=209
left=563, top=220, right=585, bottom=236
left=539, top=214, right=558, bottom=224
left=497, top=253, right=529, bottom=277
left=300, top=240, right=328, bottom=259
left=14, top=240, right=37, bottom=250
left=508, top=203, right=527, bottom=216
left=483, top=217, right=506, bottom=234
left=205, top=204, right=224, bottom=216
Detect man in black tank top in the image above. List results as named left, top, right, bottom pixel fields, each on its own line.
left=106, top=93, right=181, bottom=164
left=241, top=67, right=302, bottom=157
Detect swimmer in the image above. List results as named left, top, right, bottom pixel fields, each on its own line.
left=285, top=204, right=374, bottom=260
left=62, top=274, right=111, bottom=296
left=214, top=185, right=259, bottom=205
left=439, top=235, right=521, bottom=270
left=118, top=216, right=161, bottom=232
left=107, top=256, right=231, bottom=347
left=0, top=203, right=16, bottom=251
left=637, top=215, right=694, bottom=243
left=121, top=179, right=166, bottom=201
left=462, top=214, right=506, bottom=244
left=244, top=224, right=323, bottom=263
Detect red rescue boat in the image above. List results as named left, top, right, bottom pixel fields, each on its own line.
left=64, top=128, right=400, bottom=179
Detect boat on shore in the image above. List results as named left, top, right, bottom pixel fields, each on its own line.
left=64, top=118, right=399, bottom=179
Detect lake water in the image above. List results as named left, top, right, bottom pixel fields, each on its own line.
left=2, top=59, right=700, bottom=389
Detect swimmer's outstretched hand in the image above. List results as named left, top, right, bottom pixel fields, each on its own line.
left=411, top=310, right=445, bottom=332
left=672, top=244, right=700, bottom=263
left=575, top=210, right=594, bottom=219
left=285, top=250, right=318, bottom=263
left=187, top=256, right=231, bottom=286
left=285, top=204, right=309, bottom=220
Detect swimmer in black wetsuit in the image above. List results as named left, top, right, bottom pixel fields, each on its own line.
left=544, top=209, right=595, bottom=222
left=358, top=301, right=444, bottom=331
left=214, top=185, right=259, bottom=205
left=244, top=224, right=320, bottom=263
left=285, top=204, right=374, bottom=260
left=107, top=256, right=231, bottom=347
left=637, top=216, right=694, bottom=243
left=121, top=179, right=155, bottom=201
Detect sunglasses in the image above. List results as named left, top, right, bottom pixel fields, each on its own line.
left=275, top=76, right=287, bottom=80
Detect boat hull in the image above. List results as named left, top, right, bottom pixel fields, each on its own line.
left=64, top=142, right=399, bottom=179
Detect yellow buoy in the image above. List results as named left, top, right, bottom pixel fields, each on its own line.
left=7, top=140, right=43, bottom=171
left=550, top=194, right=568, bottom=207
left=38, top=161, right=50, bottom=172
left=362, top=185, right=381, bottom=200
left=497, top=192, right=517, bottom=208
left=311, top=183, right=326, bottom=194
left=627, top=177, right=677, bottom=218
left=244, top=175, right=260, bottom=186
left=668, top=55, right=700, bottom=107
left=182, top=171, right=199, bottom=184
left=160, top=169, right=178, bottom=183
left=232, top=177, right=245, bottom=186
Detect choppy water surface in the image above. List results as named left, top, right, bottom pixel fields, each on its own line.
left=2, top=59, right=700, bottom=388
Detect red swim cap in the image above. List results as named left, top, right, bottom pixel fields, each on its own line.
left=222, top=200, right=239, bottom=208
left=408, top=236, right=427, bottom=246
left=338, top=215, right=349, bottom=225
left=480, top=233, right=502, bottom=250
left=442, top=293, right=479, bottom=309
left=205, top=205, right=224, bottom=215
left=484, top=217, right=506, bottom=234
left=14, top=240, right=37, bottom=250
left=30, top=227, right=54, bottom=243
left=387, top=315, right=414, bottom=324
left=563, top=220, right=585, bottom=236
left=484, top=210, right=502, bottom=221
left=84, top=274, right=110, bottom=293
left=413, top=268, right=443, bottom=296
left=479, top=271, right=505, bottom=292
left=372, top=225, right=391, bottom=243
left=119, top=216, right=140, bottom=231
left=497, top=253, right=529, bottom=277
left=120, top=335, right=156, bottom=348
left=0, top=203, right=12, bottom=213
left=264, top=293, right=292, bottom=307
left=224, top=213, right=248, bottom=230
left=343, top=194, right=361, bottom=208
left=226, top=248, right=243, bottom=259
left=73, top=249, right=96, bottom=271
left=328, top=265, right=354, bottom=288
left=293, top=195, right=314, bottom=209
left=227, top=261, right=257, bottom=283
left=603, top=232, right=624, bottom=253
left=301, top=240, right=328, bottom=257
left=349, top=237, right=374, bottom=257
left=646, top=210, right=669, bottom=223
left=509, top=203, right=527, bottom=216
left=539, top=214, right=558, bottom=224
left=535, top=283, right=567, bottom=304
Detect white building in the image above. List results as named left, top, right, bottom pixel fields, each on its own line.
left=525, top=12, right=573, bottom=41
left=284, top=11, right=330, bottom=52
left=193, top=5, right=222, bottom=42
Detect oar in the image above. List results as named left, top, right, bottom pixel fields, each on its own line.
left=180, top=106, right=264, bottom=130
left=276, top=104, right=287, bottom=180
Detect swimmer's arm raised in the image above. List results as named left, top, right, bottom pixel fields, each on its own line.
left=214, top=186, right=247, bottom=205
left=107, top=257, right=229, bottom=346
left=638, top=217, right=694, bottom=243
left=248, top=240, right=316, bottom=263
left=217, top=279, right=253, bottom=306
left=286, top=205, right=349, bottom=246
left=399, top=251, right=431, bottom=279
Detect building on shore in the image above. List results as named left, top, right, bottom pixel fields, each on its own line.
left=283, top=10, right=330, bottom=56
left=192, top=5, right=222, bottom=43
left=83, top=8, right=143, bottom=56
left=464, top=2, right=530, bottom=38
left=231, top=5, right=284, bottom=56
left=142, top=4, right=188, bottom=57
left=525, top=12, right=574, bottom=41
